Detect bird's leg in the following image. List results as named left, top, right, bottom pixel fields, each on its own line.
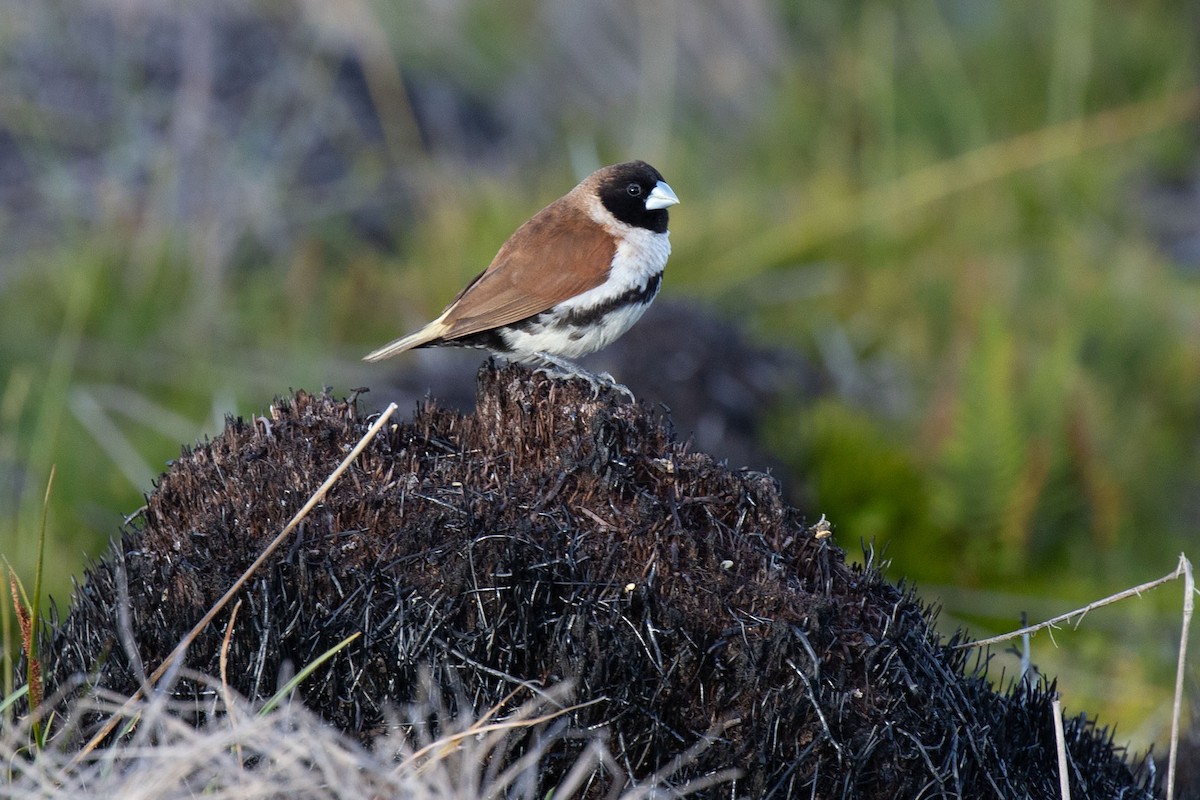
left=530, top=353, right=634, bottom=401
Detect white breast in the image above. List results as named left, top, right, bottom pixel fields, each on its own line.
left=557, top=227, right=670, bottom=312
left=498, top=224, right=671, bottom=361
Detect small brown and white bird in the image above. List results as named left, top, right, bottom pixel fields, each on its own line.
left=363, top=161, right=679, bottom=386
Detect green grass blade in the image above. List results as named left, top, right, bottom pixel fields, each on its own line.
left=259, top=631, right=362, bottom=715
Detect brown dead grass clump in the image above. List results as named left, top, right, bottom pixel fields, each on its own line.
left=36, top=363, right=1156, bottom=798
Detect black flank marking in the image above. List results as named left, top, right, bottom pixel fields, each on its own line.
left=440, top=273, right=661, bottom=350
left=559, top=273, right=662, bottom=328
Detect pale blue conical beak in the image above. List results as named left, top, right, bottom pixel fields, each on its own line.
left=645, top=180, right=679, bottom=211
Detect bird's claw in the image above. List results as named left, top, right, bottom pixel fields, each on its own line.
left=600, top=374, right=634, bottom=401
left=530, top=355, right=634, bottom=401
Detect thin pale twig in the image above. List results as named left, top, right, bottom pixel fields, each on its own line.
left=957, top=555, right=1188, bottom=649
left=1167, top=555, right=1194, bottom=800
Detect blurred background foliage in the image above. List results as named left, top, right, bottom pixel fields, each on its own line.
left=2, top=0, right=1199, bottom=751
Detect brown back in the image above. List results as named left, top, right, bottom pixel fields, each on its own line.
left=437, top=195, right=616, bottom=340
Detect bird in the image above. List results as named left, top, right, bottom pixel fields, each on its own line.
left=363, top=160, right=679, bottom=393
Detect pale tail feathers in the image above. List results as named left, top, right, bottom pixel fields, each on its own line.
left=362, top=319, right=451, bottom=362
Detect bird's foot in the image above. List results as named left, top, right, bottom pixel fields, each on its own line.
left=530, top=354, right=634, bottom=401
left=595, top=371, right=635, bottom=401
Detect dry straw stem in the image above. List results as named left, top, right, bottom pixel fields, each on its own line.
left=1168, top=557, right=1195, bottom=800
left=398, top=688, right=604, bottom=775
left=72, top=401, right=400, bottom=762
left=5, top=677, right=724, bottom=800
left=960, top=553, right=1195, bottom=800
left=1052, top=696, right=1070, bottom=800
left=218, top=599, right=244, bottom=768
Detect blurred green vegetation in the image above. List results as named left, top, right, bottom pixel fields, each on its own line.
left=2, top=0, right=1199, bottom=749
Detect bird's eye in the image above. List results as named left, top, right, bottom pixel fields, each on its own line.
left=626, top=183, right=642, bottom=197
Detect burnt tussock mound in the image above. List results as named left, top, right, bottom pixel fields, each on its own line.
left=40, top=363, right=1155, bottom=798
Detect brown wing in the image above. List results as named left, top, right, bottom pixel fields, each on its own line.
left=436, top=197, right=616, bottom=341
